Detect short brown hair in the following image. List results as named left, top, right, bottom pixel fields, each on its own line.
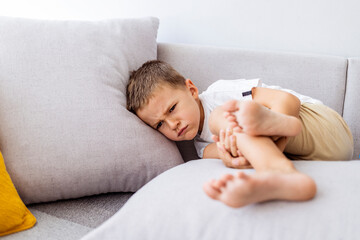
left=126, top=60, right=186, bottom=113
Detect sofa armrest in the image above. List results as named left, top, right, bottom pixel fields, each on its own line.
left=343, top=58, right=360, bottom=159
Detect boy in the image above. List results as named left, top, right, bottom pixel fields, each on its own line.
left=126, top=60, right=353, bottom=208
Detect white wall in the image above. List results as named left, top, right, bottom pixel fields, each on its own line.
left=1, top=0, right=359, bottom=57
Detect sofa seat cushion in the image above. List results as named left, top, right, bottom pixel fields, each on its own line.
left=82, top=159, right=360, bottom=240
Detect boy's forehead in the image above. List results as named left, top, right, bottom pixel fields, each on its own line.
left=148, top=84, right=186, bottom=103
left=137, top=86, right=175, bottom=119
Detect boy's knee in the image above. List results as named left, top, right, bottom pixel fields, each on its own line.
left=209, top=106, right=226, bottom=135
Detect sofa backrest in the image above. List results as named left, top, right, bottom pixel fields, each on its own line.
left=157, top=43, right=358, bottom=160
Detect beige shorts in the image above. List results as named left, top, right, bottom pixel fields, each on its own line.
left=284, top=103, right=354, bottom=160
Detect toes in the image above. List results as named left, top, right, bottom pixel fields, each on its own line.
left=212, top=174, right=233, bottom=189
left=233, top=126, right=242, bottom=133
left=222, top=100, right=239, bottom=112
left=212, top=179, right=225, bottom=189
left=203, top=181, right=221, bottom=200
left=207, top=174, right=236, bottom=191
left=220, top=174, right=234, bottom=182
left=236, top=171, right=249, bottom=179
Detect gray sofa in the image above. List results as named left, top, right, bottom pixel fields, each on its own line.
left=4, top=43, right=360, bottom=240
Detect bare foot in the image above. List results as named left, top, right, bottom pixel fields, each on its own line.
left=203, top=171, right=316, bottom=208
left=222, top=100, right=302, bottom=137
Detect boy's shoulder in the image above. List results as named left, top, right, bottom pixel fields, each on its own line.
left=199, top=79, right=262, bottom=108
left=202, top=79, right=261, bottom=94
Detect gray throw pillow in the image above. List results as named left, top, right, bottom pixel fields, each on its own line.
left=81, top=159, right=360, bottom=240
left=0, top=16, right=183, bottom=204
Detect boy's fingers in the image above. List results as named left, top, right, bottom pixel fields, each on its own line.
left=231, top=157, right=249, bottom=168
left=225, top=128, right=232, bottom=150
left=225, top=152, right=235, bottom=167
left=220, top=152, right=231, bottom=167
left=223, top=150, right=242, bottom=169
left=217, top=140, right=249, bottom=169
left=232, top=159, right=241, bottom=167
left=230, top=135, right=238, bottom=157
left=216, top=142, right=226, bottom=153
left=218, top=146, right=233, bottom=167
left=217, top=145, right=228, bottom=166
left=237, top=150, right=244, bottom=157
left=219, top=129, right=225, bottom=145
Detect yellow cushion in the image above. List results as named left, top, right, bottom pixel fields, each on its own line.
left=0, top=152, right=36, bottom=236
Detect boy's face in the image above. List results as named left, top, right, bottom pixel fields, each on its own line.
left=136, top=79, right=204, bottom=141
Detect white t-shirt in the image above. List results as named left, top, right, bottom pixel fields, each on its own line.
left=194, top=79, right=322, bottom=158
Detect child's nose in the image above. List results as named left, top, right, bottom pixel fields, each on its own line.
left=167, top=118, right=179, bottom=129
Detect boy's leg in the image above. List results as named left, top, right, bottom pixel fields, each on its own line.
left=223, top=100, right=302, bottom=137
left=203, top=133, right=317, bottom=207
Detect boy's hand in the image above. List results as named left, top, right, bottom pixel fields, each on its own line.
left=212, top=129, right=252, bottom=169
left=223, top=106, right=289, bottom=154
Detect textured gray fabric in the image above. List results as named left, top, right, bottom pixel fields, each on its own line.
left=82, top=159, right=360, bottom=240
left=158, top=43, right=349, bottom=161
left=0, top=17, right=183, bottom=204
left=3, top=193, right=133, bottom=240
left=2, top=209, right=92, bottom=240
left=158, top=43, right=347, bottom=114
left=343, top=58, right=360, bottom=159
left=29, top=192, right=133, bottom=228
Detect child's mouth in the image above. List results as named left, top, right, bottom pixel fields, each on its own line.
left=178, top=126, right=188, bottom=137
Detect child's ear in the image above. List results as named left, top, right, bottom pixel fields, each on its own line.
left=185, top=79, right=199, bottom=98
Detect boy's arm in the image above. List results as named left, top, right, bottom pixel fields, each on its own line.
left=202, top=143, right=219, bottom=159
left=203, top=106, right=235, bottom=159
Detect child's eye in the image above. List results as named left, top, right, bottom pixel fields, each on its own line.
left=156, top=121, right=163, bottom=130
left=169, top=104, right=176, bottom=113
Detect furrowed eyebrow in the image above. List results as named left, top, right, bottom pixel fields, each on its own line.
left=151, top=101, right=175, bottom=129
